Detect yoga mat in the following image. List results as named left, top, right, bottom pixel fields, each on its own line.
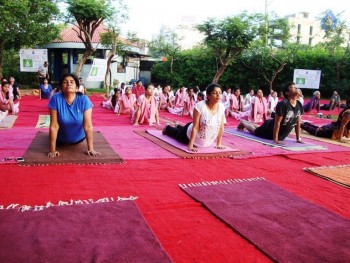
left=305, top=164, right=350, bottom=188
left=135, top=130, right=251, bottom=159
left=22, top=131, right=124, bottom=165
left=295, top=129, right=350, bottom=147
left=225, top=127, right=327, bottom=151
left=0, top=199, right=172, bottom=263
left=0, top=115, right=17, bottom=129
left=181, top=179, right=350, bottom=263
left=35, top=114, right=50, bottom=128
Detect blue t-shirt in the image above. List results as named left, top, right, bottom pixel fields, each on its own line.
left=39, top=84, right=52, bottom=99
left=48, top=93, right=93, bottom=144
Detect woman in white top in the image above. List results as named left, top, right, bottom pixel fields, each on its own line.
left=162, top=83, right=226, bottom=151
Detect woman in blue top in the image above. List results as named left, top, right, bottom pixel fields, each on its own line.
left=39, top=78, right=53, bottom=99
left=48, top=73, right=100, bottom=157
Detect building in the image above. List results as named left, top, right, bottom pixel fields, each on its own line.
left=286, top=12, right=324, bottom=46
left=41, top=24, right=148, bottom=88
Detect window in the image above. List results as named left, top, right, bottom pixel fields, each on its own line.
left=297, top=24, right=301, bottom=35
left=309, top=37, right=312, bottom=45
left=309, top=26, right=313, bottom=36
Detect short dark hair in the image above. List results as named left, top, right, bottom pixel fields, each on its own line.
left=283, top=82, right=295, bottom=98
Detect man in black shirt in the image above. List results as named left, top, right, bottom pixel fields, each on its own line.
left=237, top=82, right=303, bottom=145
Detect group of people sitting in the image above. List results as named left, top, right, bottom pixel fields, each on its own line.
left=303, top=90, right=343, bottom=113
left=0, top=77, right=21, bottom=117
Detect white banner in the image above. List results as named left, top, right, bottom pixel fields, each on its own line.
left=293, top=69, right=321, bottom=89
left=86, top=58, right=108, bottom=82
left=19, top=49, right=48, bottom=72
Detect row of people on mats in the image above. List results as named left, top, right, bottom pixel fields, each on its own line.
left=101, top=81, right=304, bottom=125
left=46, top=73, right=350, bottom=159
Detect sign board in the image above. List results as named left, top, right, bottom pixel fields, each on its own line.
left=293, top=69, right=321, bottom=89
left=86, top=58, right=107, bottom=82
left=19, top=49, right=48, bottom=72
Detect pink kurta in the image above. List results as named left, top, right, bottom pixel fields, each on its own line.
left=250, top=97, right=268, bottom=123
left=230, top=94, right=244, bottom=111
left=174, top=89, right=186, bottom=108
left=132, top=95, right=158, bottom=125
left=159, top=92, right=170, bottom=110
left=182, top=95, right=196, bottom=116
left=120, top=93, right=136, bottom=114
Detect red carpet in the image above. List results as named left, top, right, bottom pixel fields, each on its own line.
left=1, top=95, right=350, bottom=262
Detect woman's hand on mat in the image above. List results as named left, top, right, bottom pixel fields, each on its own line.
left=188, top=145, right=198, bottom=152
left=215, top=145, right=225, bottom=150
left=87, top=150, right=101, bottom=156
left=296, top=139, right=304, bottom=144
left=133, top=123, right=139, bottom=127
left=273, top=140, right=284, bottom=145
left=48, top=151, right=60, bottom=157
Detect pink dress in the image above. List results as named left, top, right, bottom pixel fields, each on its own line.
left=182, top=95, right=196, bottom=116
left=168, top=90, right=187, bottom=115
left=120, top=93, right=136, bottom=114
left=159, top=92, right=170, bottom=110
left=229, top=95, right=249, bottom=120
left=132, top=95, right=158, bottom=125
left=249, top=97, right=268, bottom=123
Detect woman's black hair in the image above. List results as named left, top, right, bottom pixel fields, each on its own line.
left=59, top=73, right=80, bottom=88
left=233, top=87, right=240, bottom=93
left=205, top=83, right=222, bottom=97
left=197, top=92, right=204, bottom=99
left=1, top=80, right=9, bottom=88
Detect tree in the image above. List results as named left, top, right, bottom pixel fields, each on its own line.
left=242, top=43, right=299, bottom=92
left=0, top=0, right=60, bottom=79
left=241, top=14, right=294, bottom=92
left=99, top=0, right=130, bottom=95
left=148, top=26, right=182, bottom=86
left=66, top=0, right=114, bottom=76
left=319, top=10, right=349, bottom=81
left=196, top=13, right=262, bottom=84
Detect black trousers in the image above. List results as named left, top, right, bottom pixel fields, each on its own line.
left=164, top=122, right=191, bottom=144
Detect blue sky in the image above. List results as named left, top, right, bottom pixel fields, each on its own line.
left=119, top=0, right=350, bottom=39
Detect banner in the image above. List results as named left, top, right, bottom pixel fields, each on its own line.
left=19, top=49, right=48, bottom=72
left=293, top=69, right=321, bottom=89
left=86, top=58, right=108, bottom=82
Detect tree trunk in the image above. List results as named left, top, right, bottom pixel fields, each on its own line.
left=336, top=62, right=341, bottom=81
left=104, top=54, right=114, bottom=96
left=0, top=41, right=5, bottom=80
left=75, top=49, right=93, bottom=77
left=212, top=64, right=227, bottom=84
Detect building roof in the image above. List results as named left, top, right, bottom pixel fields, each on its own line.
left=53, top=24, right=107, bottom=43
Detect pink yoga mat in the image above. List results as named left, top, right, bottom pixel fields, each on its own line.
left=146, top=129, right=240, bottom=154
left=181, top=179, right=350, bottom=263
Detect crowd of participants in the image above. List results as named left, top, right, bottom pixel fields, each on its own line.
left=100, top=80, right=350, bottom=144
left=1, top=71, right=350, bottom=156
